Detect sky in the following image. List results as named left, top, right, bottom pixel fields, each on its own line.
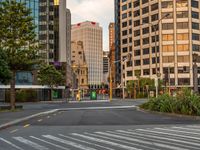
left=67, top=0, right=114, bottom=51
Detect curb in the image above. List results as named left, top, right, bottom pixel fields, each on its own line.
left=137, top=107, right=200, bottom=120
left=0, top=109, right=59, bottom=131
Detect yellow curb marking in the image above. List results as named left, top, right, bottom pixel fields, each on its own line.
left=10, top=129, right=18, bottom=134
left=24, top=124, right=30, bottom=128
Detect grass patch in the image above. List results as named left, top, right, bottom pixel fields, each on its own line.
left=140, top=88, right=200, bottom=116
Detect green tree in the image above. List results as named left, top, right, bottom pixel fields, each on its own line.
left=0, top=0, right=39, bottom=109
left=38, top=65, right=64, bottom=101
left=126, top=80, right=135, bottom=98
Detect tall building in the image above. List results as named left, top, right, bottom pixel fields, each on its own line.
left=66, top=8, right=72, bottom=87
left=109, top=23, right=115, bottom=49
left=116, top=0, right=200, bottom=91
left=103, top=51, right=109, bottom=84
left=39, top=0, right=68, bottom=64
left=71, top=41, right=88, bottom=90
left=72, top=21, right=103, bottom=86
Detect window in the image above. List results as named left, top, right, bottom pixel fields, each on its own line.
left=192, top=33, right=200, bottom=41
left=142, top=27, right=149, bottom=34
left=134, top=10, right=140, bottom=17
left=122, top=47, right=128, bottom=53
left=177, top=45, right=189, bottom=51
left=122, top=39, right=128, bottom=44
left=152, top=46, right=159, bottom=53
left=193, top=44, right=200, bottom=51
left=122, top=30, right=128, bottom=36
left=176, top=0, right=188, bottom=8
left=163, top=56, right=174, bottom=63
left=134, top=60, right=141, bottom=66
left=151, top=3, right=158, bottom=11
left=134, top=0, right=140, bottom=8
left=152, top=35, right=159, bottom=42
left=134, top=40, right=140, bottom=46
left=192, top=11, right=199, bottom=19
left=177, top=11, right=188, bottom=18
left=143, top=58, right=150, bottom=65
left=142, top=6, right=149, bottom=14
left=127, top=71, right=133, bottom=77
left=122, top=13, right=127, bottom=19
left=162, top=45, right=174, bottom=52
left=162, top=34, right=174, bottom=41
left=142, top=0, right=148, bottom=4
left=192, top=0, right=199, bottom=8
left=177, top=55, right=190, bottom=62
left=122, top=22, right=127, bottom=28
left=177, top=33, right=189, bottom=40
left=151, top=14, right=158, bottom=22
left=142, top=17, right=149, bottom=24
left=134, top=49, right=140, bottom=56
left=162, top=12, right=173, bottom=19
left=134, top=30, right=140, bottom=36
left=134, top=20, right=140, bottom=27
left=177, top=22, right=188, bottom=29
left=192, top=22, right=199, bottom=30
left=143, top=48, right=149, bottom=55
left=162, top=23, right=173, bottom=30
left=162, top=1, right=173, bottom=8
left=143, top=69, right=150, bottom=75
left=143, top=37, right=149, bottom=45
left=122, top=4, right=127, bottom=11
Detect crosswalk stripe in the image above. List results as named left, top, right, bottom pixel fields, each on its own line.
left=187, top=125, right=200, bottom=129
left=58, top=134, right=114, bottom=150
left=154, top=128, right=200, bottom=136
left=84, top=132, right=158, bottom=150
left=135, top=129, right=200, bottom=147
left=139, top=128, right=200, bottom=141
left=43, top=135, right=97, bottom=150
left=0, top=137, right=24, bottom=150
left=96, top=131, right=186, bottom=150
left=172, top=127, right=200, bottom=133
left=13, top=137, right=49, bottom=150
left=115, top=130, right=199, bottom=150
left=72, top=133, right=141, bottom=150
left=30, top=136, right=70, bottom=150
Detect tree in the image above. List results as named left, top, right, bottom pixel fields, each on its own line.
left=38, top=65, right=64, bottom=101
left=0, top=0, right=39, bottom=109
left=126, top=80, right=135, bottom=98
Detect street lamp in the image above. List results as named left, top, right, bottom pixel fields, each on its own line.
left=143, top=13, right=170, bottom=98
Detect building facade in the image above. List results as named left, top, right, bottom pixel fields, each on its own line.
left=72, top=21, right=103, bottom=86
left=71, top=41, right=88, bottom=90
left=116, top=0, right=200, bottom=91
left=103, top=51, right=109, bottom=85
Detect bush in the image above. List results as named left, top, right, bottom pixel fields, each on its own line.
left=140, top=88, right=200, bottom=116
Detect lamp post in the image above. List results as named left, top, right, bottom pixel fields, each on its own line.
left=143, top=13, right=170, bottom=98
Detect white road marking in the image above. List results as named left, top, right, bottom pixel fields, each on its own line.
left=84, top=132, right=158, bottom=150
left=72, top=133, right=141, bottom=150
left=10, top=129, right=19, bottom=134
left=154, top=127, right=200, bottom=136
left=43, top=135, right=97, bottom=150
left=96, top=131, right=186, bottom=150
left=135, top=129, right=200, bottom=147
left=13, top=137, right=49, bottom=150
left=0, top=137, right=24, bottom=150
left=172, top=127, right=200, bottom=133
left=30, top=136, right=70, bottom=150
left=59, top=134, right=114, bottom=150
left=115, top=130, right=198, bottom=150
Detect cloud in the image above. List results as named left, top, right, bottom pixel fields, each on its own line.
left=67, top=0, right=114, bottom=51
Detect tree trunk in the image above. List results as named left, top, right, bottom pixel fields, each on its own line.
left=10, top=71, right=16, bottom=110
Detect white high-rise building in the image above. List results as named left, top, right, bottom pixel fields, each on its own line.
left=72, top=21, right=103, bottom=85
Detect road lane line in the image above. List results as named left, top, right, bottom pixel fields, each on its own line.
left=13, top=137, right=49, bottom=150
left=84, top=132, right=158, bottom=150
left=72, top=133, right=141, bottom=150
left=30, top=136, right=70, bottom=150
left=59, top=134, right=114, bottom=150
left=115, top=130, right=198, bottom=150
left=43, top=135, right=97, bottom=150
left=38, top=119, right=43, bottom=122
left=134, top=129, right=200, bottom=148
left=23, top=124, right=30, bottom=128
left=0, top=137, right=24, bottom=150
left=96, top=131, right=186, bottom=150
left=47, top=116, right=50, bottom=119
left=10, top=129, right=19, bottom=134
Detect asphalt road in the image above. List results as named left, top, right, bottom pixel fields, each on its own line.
left=0, top=100, right=200, bottom=150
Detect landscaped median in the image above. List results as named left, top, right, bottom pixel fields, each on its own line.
left=140, top=88, right=200, bottom=116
